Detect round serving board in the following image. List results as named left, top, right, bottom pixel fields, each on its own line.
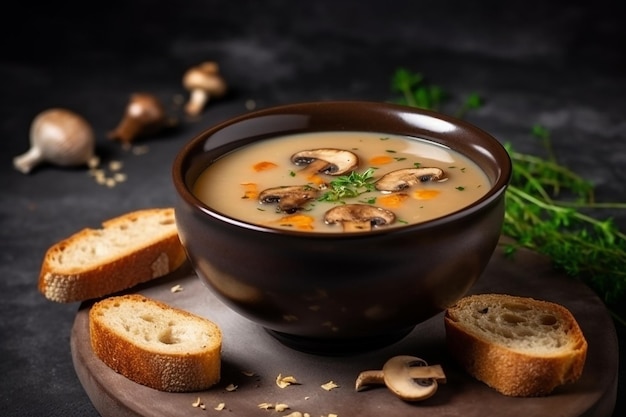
left=71, top=242, right=617, bottom=417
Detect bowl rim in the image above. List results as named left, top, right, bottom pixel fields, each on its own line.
left=172, top=100, right=512, bottom=237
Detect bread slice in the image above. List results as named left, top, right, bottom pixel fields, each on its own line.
left=89, top=294, right=222, bottom=392
left=444, top=293, right=587, bottom=397
left=39, top=208, right=188, bottom=303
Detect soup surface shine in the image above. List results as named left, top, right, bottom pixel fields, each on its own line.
left=194, top=131, right=490, bottom=233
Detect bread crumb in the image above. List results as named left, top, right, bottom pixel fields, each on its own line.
left=245, top=99, right=256, bottom=110
left=132, top=145, right=150, bottom=155
left=275, top=404, right=290, bottom=412
left=192, top=397, right=203, bottom=408
left=113, top=172, right=127, bottom=182
left=257, top=402, right=290, bottom=411
left=321, top=381, right=339, bottom=391
left=88, top=156, right=100, bottom=168
left=109, top=160, right=123, bottom=171
left=283, top=314, right=299, bottom=322
left=214, top=403, right=225, bottom=411
left=225, top=383, right=238, bottom=392
left=276, top=374, right=298, bottom=388
left=170, top=284, right=183, bottom=293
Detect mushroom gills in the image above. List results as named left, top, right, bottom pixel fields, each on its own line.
left=375, top=167, right=447, bottom=192
left=258, top=185, right=320, bottom=213
left=324, top=204, right=395, bottom=232
left=291, top=148, right=359, bottom=176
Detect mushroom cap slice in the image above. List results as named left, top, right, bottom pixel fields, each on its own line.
left=258, top=185, right=320, bottom=214
left=382, top=355, right=445, bottom=402
left=375, top=167, right=447, bottom=192
left=291, top=148, right=359, bottom=175
left=324, top=204, right=395, bottom=232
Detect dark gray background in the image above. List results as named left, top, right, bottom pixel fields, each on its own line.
left=1, top=1, right=624, bottom=416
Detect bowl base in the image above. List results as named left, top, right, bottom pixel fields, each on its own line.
left=265, top=327, right=415, bottom=356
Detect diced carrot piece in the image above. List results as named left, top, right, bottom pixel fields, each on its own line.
left=377, top=193, right=409, bottom=208
left=369, top=155, right=394, bottom=165
left=269, top=214, right=315, bottom=231
left=240, top=183, right=259, bottom=199
left=306, top=174, right=326, bottom=186
left=412, top=189, right=440, bottom=200
left=253, top=161, right=278, bottom=172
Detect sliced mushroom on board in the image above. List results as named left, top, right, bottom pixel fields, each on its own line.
left=258, top=185, right=321, bottom=213
left=355, top=355, right=446, bottom=402
left=291, top=148, right=359, bottom=176
left=324, top=204, right=395, bottom=232
left=375, top=167, right=447, bottom=192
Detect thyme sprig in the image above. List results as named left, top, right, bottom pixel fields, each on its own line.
left=390, top=67, right=626, bottom=310
left=318, top=168, right=377, bottom=202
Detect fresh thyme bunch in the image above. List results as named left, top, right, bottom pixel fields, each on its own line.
left=390, top=68, right=626, bottom=313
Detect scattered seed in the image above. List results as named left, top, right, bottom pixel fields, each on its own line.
left=170, top=284, right=183, bottom=293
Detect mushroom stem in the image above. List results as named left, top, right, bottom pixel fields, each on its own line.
left=355, top=370, right=385, bottom=391
left=185, top=89, right=210, bottom=116
left=13, top=146, right=44, bottom=174
left=342, top=220, right=372, bottom=232
left=298, top=159, right=332, bottom=177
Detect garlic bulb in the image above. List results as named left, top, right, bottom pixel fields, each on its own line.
left=13, top=108, right=96, bottom=174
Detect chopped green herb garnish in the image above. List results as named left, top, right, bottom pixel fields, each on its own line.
left=318, top=168, right=377, bottom=202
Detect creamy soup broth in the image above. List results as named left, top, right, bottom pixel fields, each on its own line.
left=193, top=131, right=491, bottom=233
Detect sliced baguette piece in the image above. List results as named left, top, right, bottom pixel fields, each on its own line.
left=444, top=293, right=587, bottom=397
left=39, top=208, right=187, bottom=303
left=89, top=294, right=222, bottom=392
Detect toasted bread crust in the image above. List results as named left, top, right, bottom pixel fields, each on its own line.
left=444, top=293, right=587, bottom=397
left=38, top=208, right=187, bottom=303
left=89, top=294, right=222, bottom=392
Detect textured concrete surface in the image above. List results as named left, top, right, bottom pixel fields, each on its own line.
left=1, top=1, right=624, bottom=416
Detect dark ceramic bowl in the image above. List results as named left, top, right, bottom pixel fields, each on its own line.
left=172, top=101, right=511, bottom=354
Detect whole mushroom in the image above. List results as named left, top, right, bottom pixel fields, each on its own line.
left=324, top=204, right=395, bottom=232
left=108, top=93, right=168, bottom=146
left=182, top=61, right=227, bottom=116
left=13, top=108, right=96, bottom=174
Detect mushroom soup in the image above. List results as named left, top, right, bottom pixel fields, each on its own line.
left=193, top=131, right=491, bottom=233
